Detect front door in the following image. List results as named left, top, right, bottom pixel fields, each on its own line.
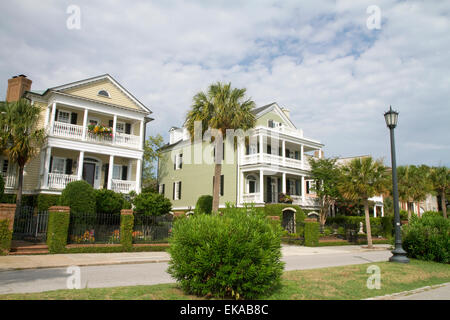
left=82, top=163, right=96, bottom=187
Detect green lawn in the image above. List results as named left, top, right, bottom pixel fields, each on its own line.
left=1, top=259, right=449, bottom=300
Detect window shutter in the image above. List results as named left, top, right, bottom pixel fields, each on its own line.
left=54, top=109, right=59, bottom=121
left=49, top=156, right=53, bottom=173
left=70, top=113, right=78, bottom=125
left=108, top=120, right=113, bottom=128
left=268, top=120, right=274, bottom=128
left=266, top=177, right=271, bottom=203
left=212, top=176, right=215, bottom=194
left=174, top=156, right=176, bottom=170
left=220, top=175, right=224, bottom=196
left=296, top=180, right=300, bottom=195
left=267, top=145, right=271, bottom=154
left=162, top=184, right=165, bottom=196
left=295, top=151, right=299, bottom=160
left=306, top=181, right=310, bottom=194
left=125, top=123, right=131, bottom=134
left=286, top=179, right=290, bottom=195
left=279, top=147, right=282, bottom=156
left=173, top=182, right=175, bottom=200
left=178, top=181, right=182, bottom=200
left=278, top=178, right=281, bottom=193
left=122, top=165, right=128, bottom=180
left=246, top=144, right=249, bottom=155
left=103, top=164, right=109, bottom=189
left=65, top=159, right=73, bottom=175
left=179, top=154, right=183, bottom=169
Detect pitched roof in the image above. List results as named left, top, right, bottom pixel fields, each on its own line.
left=251, top=102, right=276, bottom=115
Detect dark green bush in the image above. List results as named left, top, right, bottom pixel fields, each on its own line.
left=168, top=205, right=284, bottom=299
left=0, top=219, right=12, bottom=255
left=60, top=180, right=96, bottom=215
left=422, top=211, right=445, bottom=218
left=21, top=195, right=38, bottom=207
left=1, top=194, right=15, bottom=204
left=195, top=195, right=213, bottom=214
left=133, top=192, right=171, bottom=216
left=46, top=209, right=70, bottom=254
left=37, top=194, right=60, bottom=211
left=381, top=216, right=393, bottom=238
left=120, top=214, right=134, bottom=250
left=304, top=221, right=319, bottom=246
left=0, top=175, right=4, bottom=201
left=95, top=189, right=125, bottom=214
left=264, top=204, right=306, bottom=225
left=402, top=215, right=450, bottom=263
left=400, top=210, right=409, bottom=220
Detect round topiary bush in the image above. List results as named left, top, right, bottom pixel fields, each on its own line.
left=168, top=205, right=284, bottom=299
left=195, top=195, right=213, bottom=214
left=60, top=180, right=96, bottom=215
left=95, top=189, right=125, bottom=215
left=133, top=192, right=172, bottom=216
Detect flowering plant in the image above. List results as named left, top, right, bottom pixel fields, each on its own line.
left=87, top=123, right=113, bottom=137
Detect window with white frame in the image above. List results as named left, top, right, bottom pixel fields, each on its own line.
left=98, top=90, right=110, bottom=98
left=174, top=153, right=183, bottom=170
left=116, top=122, right=125, bottom=133
left=159, top=184, right=165, bottom=195
left=289, top=179, right=296, bottom=195
left=306, top=180, right=316, bottom=195
left=246, top=175, right=258, bottom=194
left=112, top=165, right=122, bottom=180
left=51, top=157, right=65, bottom=174
left=57, top=110, right=70, bottom=123
left=173, top=181, right=181, bottom=200
left=268, top=120, right=282, bottom=128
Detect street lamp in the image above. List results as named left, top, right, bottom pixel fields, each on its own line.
left=384, top=106, right=409, bottom=263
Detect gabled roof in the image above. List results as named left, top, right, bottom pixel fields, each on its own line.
left=252, top=102, right=297, bottom=129
left=28, top=74, right=152, bottom=114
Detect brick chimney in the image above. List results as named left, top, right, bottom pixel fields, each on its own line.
left=6, top=74, right=32, bottom=102
left=314, top=150, right=324, bottom=158
left=281, top=107, right=290, bottom=119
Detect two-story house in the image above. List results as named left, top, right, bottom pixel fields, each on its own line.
left=1, top=74, right=152, bottom=195
left=157, top=102, right=323, bottom=210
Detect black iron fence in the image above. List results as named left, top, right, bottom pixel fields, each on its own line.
left=12, top=206, right=49, bottom=242
left=68, top=213, right=121, bottom=244
left=133, top=214, right=172, bottom=243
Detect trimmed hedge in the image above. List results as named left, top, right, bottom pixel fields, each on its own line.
left=120, top=214, right=134, bottom=250
left=65, top=245, right=168, bottom=254
left=37, top=194, right=60, bottom=211
left=46, top=210, right=70, bottom=254
left=326, top=216, right=390, bottom=238
left=195, top=195, right=213, bottom=214
left=60, top=180, right=96, bottom=215
left=304, top=222, right=319, bottom=247
left=0, top=219, right=12, bottom=255
left=95, top=189, right=126, bottom=215
left=168, top=206, right=284, bottom=299
left=402, top=215, right=449, bottom=263
left=264, top=204, right=306, bottom=227
left=133, top=192, right=172, bottom=216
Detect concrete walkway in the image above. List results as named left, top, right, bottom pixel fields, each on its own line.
left=0, top=244, right=391, bottom=271
left=368, top=282, right=450, bottom=300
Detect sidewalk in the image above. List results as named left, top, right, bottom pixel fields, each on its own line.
left=367, top=282, right=450, bottom=300
left=0, top=244, right=391, bottom=271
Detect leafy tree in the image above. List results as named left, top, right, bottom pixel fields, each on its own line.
left=0, top=99, right=46, bottom=214
left=429, top=166, right=449, bottom=219
left=397, top=165, right=414, bottom=219
left=94, top=189, right=126, bottom=215
left=338, top=157, right=389, bottom=248
left=143, top=134, right=164, bottom=192
left=308, top=157, right=341, bottom=227
left=408, top=165, right=433, bottom=217
left=133, top=192, right=172, bottom=216
left=185, top=82, right=256, bottom=213
left=60, top=180, right=96, bottom=215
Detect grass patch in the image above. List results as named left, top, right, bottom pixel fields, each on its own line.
left=1, top=259, right=448, bottom=300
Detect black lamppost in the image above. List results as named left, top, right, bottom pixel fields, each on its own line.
left=384, top=106, right=409, bottom=263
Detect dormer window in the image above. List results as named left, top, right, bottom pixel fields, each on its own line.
left=268, top=120, right=282, bottom=128
left=98, top=90, right=110, bottom=98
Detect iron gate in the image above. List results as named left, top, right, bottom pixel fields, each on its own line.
left=12, top=206, right=49, bottom=242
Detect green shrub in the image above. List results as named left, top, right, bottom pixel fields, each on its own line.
left=1, top=194, right=16, bottom=204
left=60, top=180, right=96, bottom=215
left=133, top=192, right=172, bottom=216
left=381, top=216, right=393, bottom=238
left=37, top=194, right=60, bottom=211
left=195, top=195, right=213, bottom=214
left=46, top=209, right=70, bottom=254
left=168, top=205, right=284, bottom=299
left=337, top=226, right=345, bottom=236
left=304, top=221, right=319, bottom=246
left=402, top=215, right=450, bottom=263
left=95, top=189, right=125, bottom=215
left=120, top=214, right=134, bottom=250
left=422, top=211, right=445, bottom=218
left=21, top=195, right=38, bottom=207
left=400, top=210, right=409, bottom=220
left=264, top=204, right=306, bottom=228
left=0, top=219, right=12, bottom=255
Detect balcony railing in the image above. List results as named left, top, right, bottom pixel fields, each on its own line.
left=51, top=121, right=141, bottom=149
left=2, top=172, right=17, bottom=188
left=241, top=193, right=319, bottom=207
left=111, top=179, right=136, bottom=193
left=241, top=153, right=307, bottom=170
left=242, top=193, right=262, bottom=203
left=48, top=173, right=79, bottom=190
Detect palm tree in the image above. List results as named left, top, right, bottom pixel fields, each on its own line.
left=0, top=99, right=46, bottom=214
left=429, top=166, right=449, bottom=219
left=397, top=165, right=414, bottom=219
left=185, top=82, right=256, bottom=213
left=408, top=165, right=433, bottom=217
left=339, top=157, right=389, bottom=249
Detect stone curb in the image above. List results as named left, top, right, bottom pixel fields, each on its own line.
left=364, top=282, right=450, bottom=300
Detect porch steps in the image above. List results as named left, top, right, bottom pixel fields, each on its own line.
left=9, top=242, right=49, bottom=255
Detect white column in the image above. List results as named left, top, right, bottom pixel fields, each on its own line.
left=373, top=206, right=377, bottom=217
left=128, top=159, right=133, bottom=181
left=282, top=172, right=286, bottom=193
left=301, top=144, right=304, bottom=169
left=107, top=155, right=114, bottom=190
left=49, top=102, right=56, bottom=135
left=259, top=134, right=263, bottom=163
left=239, top=170, right=244, bottom=204
left=44, top=105, right=51, bottom=128
left=82, top=109, right=88, bottom=140
left=77, top=151, right=84, bottom=180
left=139, top=120, right=145, bottom=149
left=136, top=158, right=142, bottom=193
left=282, top=140, right=286, bottom=166
left=112, top=114, right=117, bottom=143
left=43, top=147, right=52, bottom=188
left=259, top=169, right=264, bottom=203
left=381, top=206, right=384, bottom=217
left=301, top=175, right=305, bottom=202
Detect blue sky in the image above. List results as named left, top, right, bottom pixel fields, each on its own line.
left=0, top=0, right=449, bottom=166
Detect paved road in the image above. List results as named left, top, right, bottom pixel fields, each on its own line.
left=0, top=245, right=392, bottom=295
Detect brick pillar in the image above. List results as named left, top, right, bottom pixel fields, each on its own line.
left=47, top=206, right=70, bottom=254
left=0, top=204, right=16, bottom=254
left=120, top=209, right=134, bottom=250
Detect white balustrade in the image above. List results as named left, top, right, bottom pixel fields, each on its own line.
left=115, top=132, right=141, bottom=148
left=242, top=193, right=261, bottom=203
left=52, top=122, right=84, bottom=140
left=2, top=173, right=17, bottom=188
left=48, top=173, right=79, bottom=189
left=242, top=154, right=303, bottom=170
left=111, top=179, right=136, bottom=193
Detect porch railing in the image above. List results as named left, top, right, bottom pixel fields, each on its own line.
left=48, top=173, right=79, bottom=189
left=52, top=122, right=84, bottom=139
left=2, top=172, right=17, bottom=188
left=111, top=179, right=136, bottom=193
left=115, top=132, right=141, bottom=148
left=241, top=153, right=305, bottom=170
left=242, top=193, right=261, bottom=203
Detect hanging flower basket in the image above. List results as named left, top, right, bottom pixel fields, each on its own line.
left=87, top=124, right=113, bottom=137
